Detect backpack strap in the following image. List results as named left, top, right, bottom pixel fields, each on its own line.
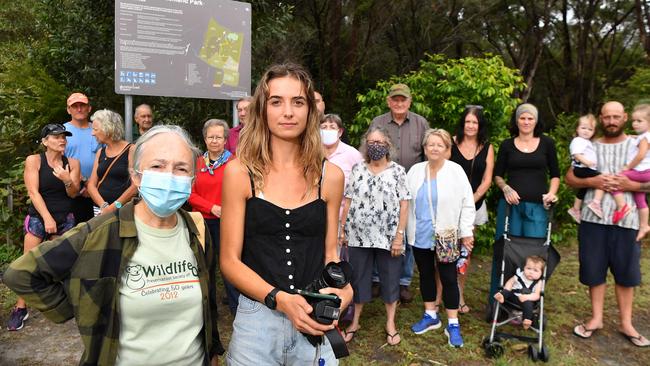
left=187, top=211, right=206, bottom=251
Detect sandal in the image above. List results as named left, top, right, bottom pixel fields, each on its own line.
left=459, top=303, right=470, bottom=314
left=573, top=323, right=602, bottom=339
left=619, top=331, right=650, bottom=347
left=343, top=327, right=360, bottom=343
left=386, top=330, right=401, bottom=346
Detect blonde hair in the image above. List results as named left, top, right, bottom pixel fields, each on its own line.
left=633, top=104, right=650, bottom=123
left=575, top=113, right=597, bottom=139
left=422, top=128, right=452, bottom=150
left=237, top=63, right=323, bottom=193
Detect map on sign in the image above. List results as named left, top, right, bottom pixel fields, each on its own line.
left=198, top=18, right=244, bottom=87
left=115, top=0, right=251, bottom=100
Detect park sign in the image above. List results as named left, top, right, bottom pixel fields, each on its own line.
left=114, top=0, right=251, bottom=100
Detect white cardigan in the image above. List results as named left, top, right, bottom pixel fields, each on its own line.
left=406, top=160, right=476, bottom=246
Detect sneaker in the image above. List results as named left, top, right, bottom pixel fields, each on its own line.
left=587, top=201, right=603, bottom=219
left=444, top=323, right=464, bottom=348
left=7, top=307, right=29, bottom=331
left=399, top=285, right=414, bottom=303
left=411, top=312, right=441, bottom=334
left=567, top=208, right=581, bottom=223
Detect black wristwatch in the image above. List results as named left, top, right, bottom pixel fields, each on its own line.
left=264, top=288, right=281, bottom=310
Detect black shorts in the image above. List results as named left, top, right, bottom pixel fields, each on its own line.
left=573, top=167, right=600, bottom=200
left=578, top=221, right=641, bottom=287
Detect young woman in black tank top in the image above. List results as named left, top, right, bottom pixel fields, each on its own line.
left=221, top=63, right=352, bottom=364
left=7, top=123, right=80, bottom=331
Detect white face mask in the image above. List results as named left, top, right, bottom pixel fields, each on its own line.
left=320, top=129, right=339, bottom=146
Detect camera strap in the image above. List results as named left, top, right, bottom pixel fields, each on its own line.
left=325, top=328, right=349, bottom=359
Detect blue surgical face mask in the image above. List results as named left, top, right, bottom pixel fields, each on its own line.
left=137, top=170, right=192, bottom=218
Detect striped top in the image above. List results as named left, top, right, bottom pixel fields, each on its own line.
left=581, top=137, right=639, bottom=229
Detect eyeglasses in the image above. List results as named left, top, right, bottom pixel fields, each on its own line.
left=465, top=104, right=484, bottom=110
left=206, top=136, right=225, bottom=141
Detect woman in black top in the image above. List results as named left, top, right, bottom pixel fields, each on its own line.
left=6, top=123, right=81, bottom=331
left=221, top=63, right=353, bottom=364
left=449, top=105, right=494, bottom=314
left=87, top=109, right=137, bottom=215
left=489, top=103, right=560, bottom=301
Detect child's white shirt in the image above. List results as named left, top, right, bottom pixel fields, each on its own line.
left=570, top=136, right=597, bottom=169
left=627, top=132, right=650, bottom=171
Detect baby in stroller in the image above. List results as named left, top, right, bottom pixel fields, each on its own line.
left=493, top=255, right=545, bottom=330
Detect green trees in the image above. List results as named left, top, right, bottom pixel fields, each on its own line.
left=351, top=54, right=524, bottom=146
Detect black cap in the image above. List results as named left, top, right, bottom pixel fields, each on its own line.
left=41, top=124, right=72, bottom=138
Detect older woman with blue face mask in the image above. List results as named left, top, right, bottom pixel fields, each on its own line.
left=5, top=125, right=224, bottom=366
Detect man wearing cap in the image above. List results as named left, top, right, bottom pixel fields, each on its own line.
left=369, top=83, right=429, bottom=303
left=133, top=104, right=154, bottom=139
left=63, top=92, right=99, bottom=223
left=225, top=96, right=252, bottom=154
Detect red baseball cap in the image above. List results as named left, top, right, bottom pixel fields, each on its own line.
left=67, top=93, right=89, bottom=106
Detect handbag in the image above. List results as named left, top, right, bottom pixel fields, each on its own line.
left=426, top=166, right=460, bottom=263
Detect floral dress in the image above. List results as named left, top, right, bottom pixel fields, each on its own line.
left=344, top=161, right=411, bottom=250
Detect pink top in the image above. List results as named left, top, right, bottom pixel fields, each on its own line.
left=327, top=141, right=364, bottom=218
left=224, top=124, right=244, bottom=155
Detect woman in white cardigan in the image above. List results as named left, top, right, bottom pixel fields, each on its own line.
left=406, top=128, right=475, bottom=348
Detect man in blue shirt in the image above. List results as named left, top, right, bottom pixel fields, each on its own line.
left=64, top=92, right=99, bottom=223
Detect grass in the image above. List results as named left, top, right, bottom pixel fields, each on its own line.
left=333, top=240, right=650, bottom=366
left=0, top=239, right=648, bottom=365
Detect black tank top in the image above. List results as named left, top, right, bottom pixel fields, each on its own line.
left=96, top=145, right=131, bottom=204
left=450, top=142, right=490, bottom=209
left=28, top=153, right=73, bottom=224
left=242, top=168, right=326, bottom=294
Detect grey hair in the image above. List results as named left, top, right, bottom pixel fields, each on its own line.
left=236, top=96, right=253, bottom=109
left=321, top=113, right=343, bottom=129
left=132, top=125, right=201, bottom=175
left=90, top=109, right=124, bottom=141
left=359, top=125, right=395, bottom=163
left=134, top=104, right=153, bottom=118
left=202, top=119, right=230, bottom=139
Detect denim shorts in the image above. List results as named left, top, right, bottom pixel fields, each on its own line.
left=24, top=213, right=75, bottom=240
left=227, top=295, right=338, bottom=365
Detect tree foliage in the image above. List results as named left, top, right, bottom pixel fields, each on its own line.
left=351, top=54, right=525, bottom=146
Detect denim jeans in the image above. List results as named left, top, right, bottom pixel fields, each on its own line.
left=227, top=295, right=338, bottom=365
left=372, top=236, right=414, bottom=286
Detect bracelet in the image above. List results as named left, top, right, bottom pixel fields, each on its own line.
left=100, top=202, right=109, bottom=209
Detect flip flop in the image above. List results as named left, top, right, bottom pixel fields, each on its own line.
left=386, top=330, right=401, bottom=346
left=619, top=332, right=650, bottom=347
left=343, top=327, right=359, bottom=343
left=459, top=303, right=470, bottom=314
left=573, top=323, right=601, bottom=339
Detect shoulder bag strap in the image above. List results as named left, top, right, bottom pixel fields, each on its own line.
left=97, top=143, right=131, bottom=189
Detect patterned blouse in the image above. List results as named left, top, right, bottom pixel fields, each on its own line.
left=344, top=161, right=411, bottom=250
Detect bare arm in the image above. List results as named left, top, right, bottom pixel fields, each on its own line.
left=391, top=200, right=408, bottom=257
left=103, top=145, right=138, bottom=213
left=573, top=153, right=596, bottom=168
left=220, top=160, right=334, bottom=336
left=86, top=149, right=105, bottom=207
left=25, top=155, right=57, bottom=234
left=338, top=198, right=351, bottom=245
left=624, top=138, right=648, bottom=171
left=320, top=162, right=353, bottom=309
left=494, top=175, right=520, bottom=205
left=53, top=157, right=81, bottom=198
left=474, top=144, right=494, bottom=203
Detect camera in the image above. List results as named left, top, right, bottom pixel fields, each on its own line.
left=300, top=261, right=352, bottom=325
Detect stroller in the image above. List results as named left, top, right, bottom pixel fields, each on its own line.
left=482, top=206, right=561, bottom=362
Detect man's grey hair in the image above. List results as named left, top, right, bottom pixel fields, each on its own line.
left=134, top=104, right=153, bottom=118
left=236, top=96, right=253, bottom=109
left=132, top=125, right=201, bottom=175
left=202, top=119, right=230, bottom=139
left=90, top=109, right=124, bottom=141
